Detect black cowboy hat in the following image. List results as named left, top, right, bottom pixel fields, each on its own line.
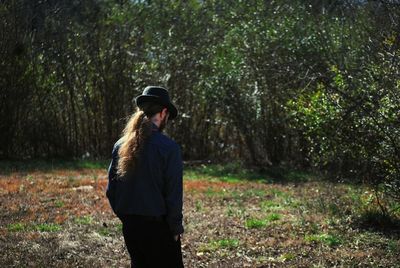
left=134, top=86, right=178, bottom=120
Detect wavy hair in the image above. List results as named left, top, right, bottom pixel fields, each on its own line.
left=116, top=102, right=166, bottom=177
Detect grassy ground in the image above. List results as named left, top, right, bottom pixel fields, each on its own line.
left=0, top=160, right=399, bottom=267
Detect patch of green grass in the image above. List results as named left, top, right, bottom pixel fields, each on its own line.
left=261, top=200, right=280, bottom=209
left=262, top=190, right=300, bottom=209
left=231, top=190, right=242, bottom=199
left=116, top=223, right=123, bottom=231
left=245, top=218, right=268, bottom=229
left=217, top=176, right=243, bottom=183
left=98, top=227, right=110, bottom=236
left=205, top=187, right=223, bottom=197
left=216, top=238, right=239, bottom=249
left=325, top=217, right=340, bottom=227
left=389, top=202, right=400, bottom=214
left=245, top=213, right=282, bottom=229
left=322, top=234, right=342, bottom=246
left=304, top=234, right=322, bottom=243
left=184, top=162, right=281, bottom=183
left=183, top=169, right=211, bottom=180
left=34, top=223, right=62, bottom=232
left=231, top=191, right=245, bottom=205
left=266, top=213, right=282, bottom=221
left=195, top=200, right=203, bottom=212
left=226, top=205, right=234, bottom=217
left=387, top=239, right=398, bottom=253
left=78, top=160, right=107, bottom=169
left=74, top=215, right=93, bottom=225
left=188, top=162, right=246, bottom=177
left=255, top=256, right=269, bottom=263
left=243, top=189, right=267, bottom=198
left=270, top=189, right=289, bottom=198
left=278, top=252, right=295, bottom=262
left=327, top=203, right=340, bottom=215
left=283, top=169, right=315, bottom=182
left=230, top=189, right=267, bottom=200
left=309, top=222, right=320, bottom=234
left=225, top=205, right=246, bottom=218
left=347, top=187, right=364, bottom=205
left=8, top=222, right=62, bottom=232
left=184, top=162, right=319, bottom=186
left=304, top=233, right=342, bottom=247
left=7, top=222, right=26, bottom=232
left=54, top=200, right=65, bottom=208
left=313, top=195, right=328, bottom=213
left=198, top=238, right=240, bottom=252
left=282, top=195, right=300, bottom=207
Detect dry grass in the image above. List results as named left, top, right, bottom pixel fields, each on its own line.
left=0, top=165, right=399, bottom=267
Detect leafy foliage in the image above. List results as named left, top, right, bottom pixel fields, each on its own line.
left=1, top=1, right=399, bottom=211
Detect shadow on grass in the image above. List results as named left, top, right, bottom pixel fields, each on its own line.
left=353, top=209, right=400, bottom=239
left=185, top=161, right=322, bottom=184
left=0, top=159, right=109, bottom=175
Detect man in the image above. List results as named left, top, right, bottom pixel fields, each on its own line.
left=106, top=86, right=184, bottom=267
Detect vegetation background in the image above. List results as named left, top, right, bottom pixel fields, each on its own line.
left=1, top=0, right=399, bottom=266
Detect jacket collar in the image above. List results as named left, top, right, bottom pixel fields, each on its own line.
left=151, top=122, right=159, bottom=132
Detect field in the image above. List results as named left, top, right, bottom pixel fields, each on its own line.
left=0, top=161, right=399, bottom=267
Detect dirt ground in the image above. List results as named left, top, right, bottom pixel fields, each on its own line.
left=0, top=167, right=399, bottom=267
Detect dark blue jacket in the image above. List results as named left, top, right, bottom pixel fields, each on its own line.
left=106, top=122, right=184, bottom=235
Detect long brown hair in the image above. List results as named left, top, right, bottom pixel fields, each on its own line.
left=116, top=102, right=165, bottom=177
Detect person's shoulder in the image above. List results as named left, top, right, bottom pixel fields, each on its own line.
left=153, top=132, right=180, bottom=151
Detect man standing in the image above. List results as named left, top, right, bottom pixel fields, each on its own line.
left=106, top=86, right=184, bottom=267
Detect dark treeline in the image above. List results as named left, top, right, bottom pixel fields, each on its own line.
left=1, top=1, right=399, bottom=200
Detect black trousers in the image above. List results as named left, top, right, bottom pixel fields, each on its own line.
left=120, top=215, right=184, bottom=268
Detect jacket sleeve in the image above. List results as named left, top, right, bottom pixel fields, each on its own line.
left=164, top=144, right=184, bottom=235
left=106, top=142, right=119, bottom=214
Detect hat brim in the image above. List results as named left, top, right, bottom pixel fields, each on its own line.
left=135, top=95, right=178, bottom=120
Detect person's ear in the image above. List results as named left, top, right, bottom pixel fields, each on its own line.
left=159, top=108, right=165, bottom=117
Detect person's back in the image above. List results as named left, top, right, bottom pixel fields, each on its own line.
left=106, top=86, right=184, bottom=268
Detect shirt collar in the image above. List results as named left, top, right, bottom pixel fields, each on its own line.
left=151, top=122, right=159, bottom=132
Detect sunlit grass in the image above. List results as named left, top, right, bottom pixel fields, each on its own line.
left=266, top=213, right=282, bottom=221
left=195, top=200, right=203, bottom=212
left=204, top=187, right=224, bottom=197
left=34, top=223, right=62, bottom=232
left=184, top=162, right=315, bottom=183
left=225, top=204, right=246, bottom=218
left=1, top=160, right=398, bottom=267
left=304, top=233, right=342, bottom=247
left=98, top=227, right=110, bottom=236
left=245, top=212, right=283, bottom=229
left=260, top=200, right=280, bottom=209
left=198, top=238, right=240, bottom=252
left=54, top=200, right=65, bottom=208
left=245, top=218, right=268, bottom=229
left=74, top=215, right=94, bottom=225
left=278, top=252, right=296, bottom=262
left=8, top=222, right=62, bottom=232
left=7, top=222, right=26, bottom=232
